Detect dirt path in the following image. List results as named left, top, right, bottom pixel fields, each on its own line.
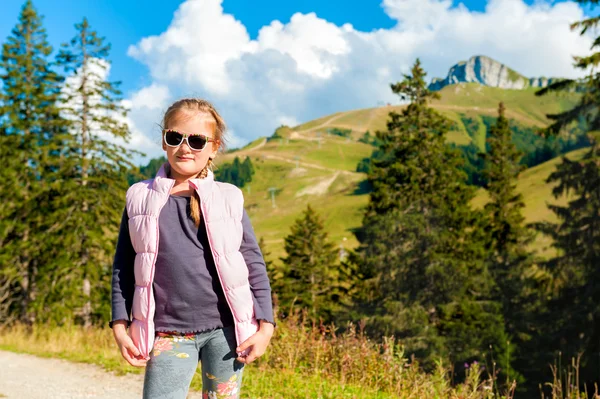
left=294, top=112, right=350, bottom=133
left=245, top=137, right=267, bottom=152
left=296, top=172, right=340, bottom=197
left=0, top=350, right=202, bottom=399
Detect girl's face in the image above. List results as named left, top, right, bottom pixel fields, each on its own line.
left=162, top=112, right=219, bottom=181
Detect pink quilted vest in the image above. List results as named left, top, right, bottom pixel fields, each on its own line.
left=125, top=162, right=258, bottom=359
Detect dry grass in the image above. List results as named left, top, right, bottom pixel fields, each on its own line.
left=0, top=313, right=514, bottom=399
left=2, top=312, right=595, bottom=398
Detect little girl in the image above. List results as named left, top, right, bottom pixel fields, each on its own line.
left=110, top=98, right=275, bottom=399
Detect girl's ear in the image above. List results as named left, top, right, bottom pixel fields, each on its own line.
left=210, top=141, right=220, bottom=159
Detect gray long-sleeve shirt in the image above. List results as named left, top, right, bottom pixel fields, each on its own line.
left=110, top=194, right=275, bottom=333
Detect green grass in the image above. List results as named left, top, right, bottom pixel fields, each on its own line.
left=0, top=315, right=510, bottom=399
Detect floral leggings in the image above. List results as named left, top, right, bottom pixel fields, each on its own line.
left=143, top=325, right=244, bottom=399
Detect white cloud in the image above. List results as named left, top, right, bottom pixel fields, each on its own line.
left=255, top=13, right=352, bottom=78
left=127, top=0, right=252, bottom=95
left=124, top=0, right=592, bottom=164
left=129, top=83, right=171, bottom=110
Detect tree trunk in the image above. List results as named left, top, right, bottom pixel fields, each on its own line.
left=19, top=229, right=36, bottom=326
left=80, top=24, right=92, bottom=328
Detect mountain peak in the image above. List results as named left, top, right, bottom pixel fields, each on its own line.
left=429, top=55, right=560, bottom=91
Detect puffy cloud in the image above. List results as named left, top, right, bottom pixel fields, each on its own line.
left=255, top=13, right=352, bottom=78
left=127, top=0, right=252, bottom=95
left=129, top=83, right=171, bottom=110
left=124, top=0, right=592, bottom=164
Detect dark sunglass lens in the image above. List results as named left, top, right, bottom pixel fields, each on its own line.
left=165, top=131, right=183, bottom=146
left=188, top=135, right=208, bottom=150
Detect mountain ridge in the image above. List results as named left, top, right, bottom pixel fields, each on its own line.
left=429, top=55, right=562, bottom=91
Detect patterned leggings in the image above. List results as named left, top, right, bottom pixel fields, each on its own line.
left=142, top=325, right=244, bottom=399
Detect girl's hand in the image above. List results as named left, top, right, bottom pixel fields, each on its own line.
left=235, top=320, right=275, bottom=364
left=112, top=320, right=148, bottom=368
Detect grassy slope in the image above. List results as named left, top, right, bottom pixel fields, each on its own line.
left=217, top=84, right=580, bottom=261
left=219, top=136, right=371, bottom=260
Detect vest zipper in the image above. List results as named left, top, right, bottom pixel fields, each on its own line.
left=198, top=197, right=243, bottom=350
left=146, top=180, right=175, bottom=354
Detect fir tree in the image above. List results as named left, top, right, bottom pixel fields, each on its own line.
left=353, top=59, right=509, bottom=373
left=531, top=1, right=600, bottom=388
left=279, top=205, right=349, bottom=322
left=365, top=59, right=470, bottom=218
left=51, top=18, right=137, bottom=326
left=240, top=156, right=255, bottom=183
left=481, top=103, right=533, bottom=288
left=0, top=0, right=65, bottom=325
left=480, top=103, right=536, bottom=384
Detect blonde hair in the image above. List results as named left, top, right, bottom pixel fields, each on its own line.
left=162, top=98, right=227, bottom=227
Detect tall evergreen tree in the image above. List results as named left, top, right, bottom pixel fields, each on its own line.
left=353, top=59, right=509, bottom=373
left=51, top=18, right=137, bottom=326
left=240, top=156, right=255, bottom=184
left=525, top=144, right=600, bottom=391
left=532, top=1, right=600, bottom=387
left=0, top=0, right=65, bottom=325
left=279, top=205, right=351, bottom=322
left=480, top=102, right=536, bottom=384
left=481, top=102, right=533, bottom=296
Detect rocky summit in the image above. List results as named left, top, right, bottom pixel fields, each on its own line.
left=429, top=55, right=561, bottom=91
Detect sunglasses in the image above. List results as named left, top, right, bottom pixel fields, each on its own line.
left=163, top=129, right=216, bottom=151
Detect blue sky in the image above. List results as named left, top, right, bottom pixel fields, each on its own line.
left=0, top=0, right=593, bottom=163
left=0, top=0, right=578, bottom=97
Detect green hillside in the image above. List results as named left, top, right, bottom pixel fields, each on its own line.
left=217, top=84, right=582, bottom=261
left=292, top=83, right=578, bottom=141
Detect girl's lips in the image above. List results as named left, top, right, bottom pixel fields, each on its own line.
left=177, top=156, right=194, bottom=161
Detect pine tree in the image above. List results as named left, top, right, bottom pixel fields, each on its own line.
left=230, top=157, right=242, bottom=186
left=353, top=59, right=509, bottom=373
left=279, top=205, right=348, bottom=322
left=0, top=0, right=66, bottom=325
left=50, top=18, right=137, bottom=326
left=481, top=102, right=533, bottom=290
left=531, top=0, right=600, bottom=387
left=240, top=156, right=255, bottom=184
left=480, top=103, right=536, bottom=384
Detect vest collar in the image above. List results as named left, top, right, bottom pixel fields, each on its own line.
left=153, top=162, right=214, bottom=200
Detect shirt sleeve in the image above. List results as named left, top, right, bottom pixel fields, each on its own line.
left=240, top=209, right=276, bottom=327
left=109, top=207, right=136, bottom=329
